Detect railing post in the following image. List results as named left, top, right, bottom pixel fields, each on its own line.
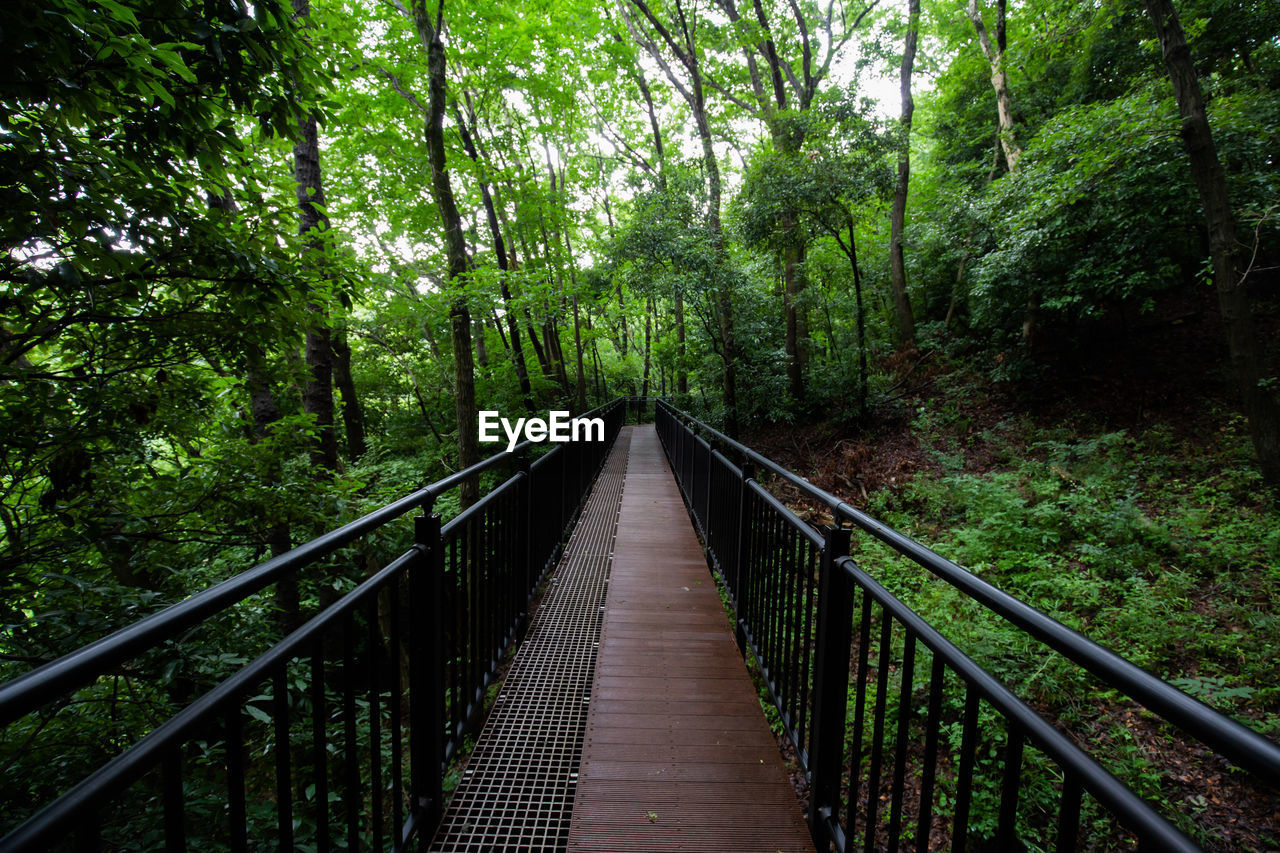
left=733, top=461, right=756, bottom=657
left=688, top=427, right=699, bottom=515
left=808, top=523, right=854, bottom=847
left=410, top=499, right=444, bottom=833
left=516, top=448, right=533, bottom=639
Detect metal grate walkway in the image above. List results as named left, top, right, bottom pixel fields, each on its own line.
left=429, top=430, right=631, bottom=851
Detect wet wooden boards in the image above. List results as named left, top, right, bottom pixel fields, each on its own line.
left=568, top=425, right=813, bottom=853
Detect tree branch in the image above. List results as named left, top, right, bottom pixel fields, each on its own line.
left=375, top=65, right=428, bottom=116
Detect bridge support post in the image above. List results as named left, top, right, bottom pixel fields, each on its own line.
left=808, top=523, right=853, bottom=848
left=732, top=461, right=756, bottom=658
left=410, top=499, right=445, bottom=837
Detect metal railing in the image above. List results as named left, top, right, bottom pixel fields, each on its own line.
left=655, top=401, right=1280, bottom=852
left=0, top=400, right=625, bottom=851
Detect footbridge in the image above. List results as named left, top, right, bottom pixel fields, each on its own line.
left=2, top=399, right=1277, bottom=851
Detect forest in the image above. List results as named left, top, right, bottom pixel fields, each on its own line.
left=2, top=0, right=1279, bottom=848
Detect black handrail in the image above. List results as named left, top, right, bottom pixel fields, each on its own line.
left=0, top=448, right=514, bottom=728
left=1, top=549, right=419, bottom=851
left=1, top=398, right=626, bottom=851
left=829, top=554, right=1196, bottom=852
left=655, top=400, right=1280, bottom=787
left=0, top=398, right=621, bottom=728
left=654, top=401, right=1280, bottom=851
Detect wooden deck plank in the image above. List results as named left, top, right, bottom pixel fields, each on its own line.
left=568, top=424, right=814, bottom=853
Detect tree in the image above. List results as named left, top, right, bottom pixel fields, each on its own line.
left=965, top=0, right=1022, bottom=172
left=709, top=0, right=877, bottom=402
left=292, top=0, right=340, bottom=474
left=1145, top=0, right=1280, bottom=485
left=736, top=100, right=895, bottom=419
left=622, top=0, right=741, bottom=432
left=409, top=0, right=480, bottom=505
left=888, top=0, right=921, bottom=346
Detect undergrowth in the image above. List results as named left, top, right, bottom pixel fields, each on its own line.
left=846, top=401, right=1280, bottom=849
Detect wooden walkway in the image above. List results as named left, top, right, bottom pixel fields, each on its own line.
left=567, top=426, right=812, bottom=852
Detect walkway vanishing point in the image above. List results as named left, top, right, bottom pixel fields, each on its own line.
left=430, top=425, right=812, bottom=852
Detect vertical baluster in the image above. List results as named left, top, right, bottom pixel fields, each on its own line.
left=773, top=512, right=788, bottom=695
left=558, top=445, right=568, bottom=535
left=754, top=499, right=770, bottom=668
left=848, top=590, right=873, bottom=843
left=763, top=505, right=779, bottom=678
left=273, top=668, right=293, bottom=852
left=789, top=531, right=806, bottom=731
left=997, top=723, right=1025, bottom=849
left=706, top=456, right=718, bottom=561
left=466, top=517, right=479, bottom=718
left=518, top=451, right=533, bottom=622
left=487, top=504, right=498, bottom=670
left=459, top=527, right=472, bottom=726
left=952, top=688, right=981, bottom=853
left=887, top=630, right=917, bottom=849
left=343, top=614, right=360, bottom=851
left=501, top=490, right=513, bottom=645
left=311, top=642, right=329, bottom=852
left=226, top=709, right=248, bottom=853
left=701, top=438, right=711, bottom=528
left=389, top=582, right=404, bottom=844
left=476, top=511, right=488, bottom=685
left=734, top=463, right=756, bottom=656
left=162, top=748, right=185, bottom=852
left=915, top=655, right=945, bottom=853
left=796, top=541, right=817, bottom=753
left=862, top=611, right=894, bottom=853
left=75, top=809, right=100, bottom=853
left=779, top=525, right=797, bottom=727
left=807, top=529, right=852, bottom=847
left=411, top=500, right=444, bottom=829
left=688, top=437, right=698, bottom=521
left=509, top=488, right=518, bottom=643
left=367, top=597, right=384, bottom=853
left=742, top=489, right=755, bottom=646
left=1056, top=775, right=1083, bottom=852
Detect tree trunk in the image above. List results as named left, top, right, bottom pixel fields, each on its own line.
left=290, top=11, right=338, bottom=474
left=246, top=354, right=296, bottom=631
left=675, top=292, right=687, bottom=394
left=889, top=0, right=919, bottom=346
left=473, top=317, right=489, bottom=370
left=850, top=222, right=868, bottom=418
left=544, top=319, right=570, bottom=393
left=626, top=0, right=738, bottom=433
left=1146, top=0, right=1280, bottom=485
left=967, top=0, right=1022, bottom=172
left=693, top=85, right=739, bottom=434
left=642, top=296, right=652, bottom=399
left=783, top=239, right=807, bottom=402
left=414, top=0, right=478, bottom=506
left=332, top=326, right=367, bottom=460
left=562, top=227, right=589, bottom=412
left=491, top=308, right=509, bottom=350
left=617, top=285, right=629, bottom=358
left=210, top=185, right=295, bottom=625
left=591, top=328, right=605, bottom=403
left=572, top=294, right=587, bottom=412
left=525, top=311, right=553, bottom=377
